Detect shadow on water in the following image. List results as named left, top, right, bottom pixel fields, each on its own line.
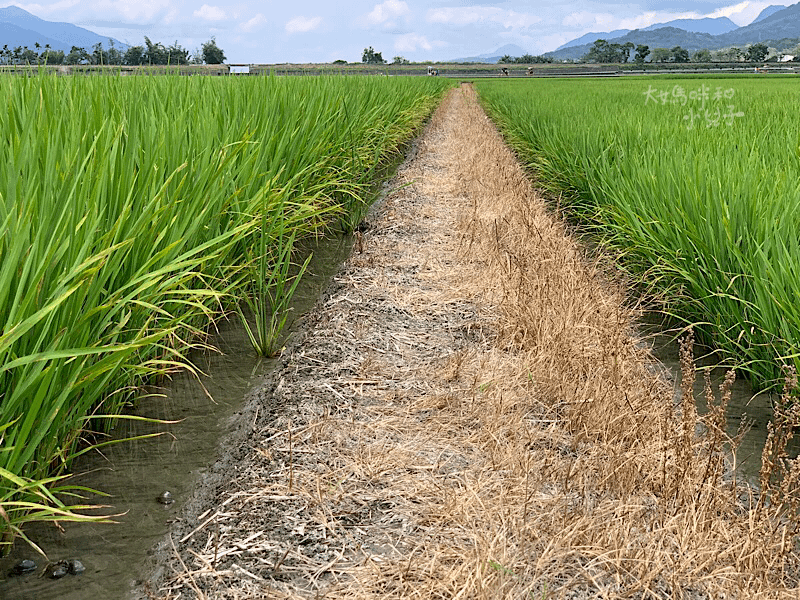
left=0, top=232, right=355, bottom=600
left=640, top=314, right=800, bottom=485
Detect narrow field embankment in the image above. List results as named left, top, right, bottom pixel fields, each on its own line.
left=153, top=86, right=800, bottom=599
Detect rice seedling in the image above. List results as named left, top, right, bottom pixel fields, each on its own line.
left=0, top=72, right=449, bottom=550
left=235, top=183, right=315, bottom=357
left=476, top=76, right=800, bottom=391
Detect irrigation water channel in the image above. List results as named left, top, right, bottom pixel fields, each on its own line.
left=0, top=243, right=789, bottom=599
left=0, top=232, right=355, bottom=600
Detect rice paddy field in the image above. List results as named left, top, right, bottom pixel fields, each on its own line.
left=475, top=75, right=800, bottom=392
left=0, top=73, right=449, bottom=551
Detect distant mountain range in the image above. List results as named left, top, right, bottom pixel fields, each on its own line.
left=0, top=5, right=126, bottom=53
left=548, top=3, right=800, bottom=61
left=556, top=16, right=739, bottom=51
left=450, top=44, right=529, bottom=63
left=449, top=4, right=799, bottom=64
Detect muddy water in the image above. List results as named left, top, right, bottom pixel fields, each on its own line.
left=0, top=233, right=354, bottom=600
left=641, top=320, right=782, bottom=483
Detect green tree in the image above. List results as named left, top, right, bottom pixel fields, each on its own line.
left=124, top=45, right=145, bottom=65
left=42, top=49, right=64, bottom=64
left=713, top=47, right=742, bottom=61
left=745, top=43, right=769, bottom=62
left=584, top=39, right=631, bottom=63
left=692, top=48, right=712, bottom=62
left=167, top=41, right=190, bottom=65
left=584, top=39, right=611, bottom=62
left=91, top=42, right=108, bottom=65
left=634, top=44, right=650, bottom=64
left=20, top=46, right=37, bottom=64
left=201, top=37, right=226, bottom=64
left=652, top=47, right=671, bottom=63
left=620, top=42, right=634, bottom=63
left=392, top=55, right=409, bottom=64
left=65, top=45, right=89, bottom=65
left=189, top=47, right=204, bottom=64
left=107, top=39, right=123, bottom=65
left=361, top=46, right=385, bottom=64
left=515, top=54, right=552, bottom=64
left=671, top=46, right=689, bottom=63
left=143, top=37, right=167, bottom=64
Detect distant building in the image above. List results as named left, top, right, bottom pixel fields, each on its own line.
left=779, top=55, right=795, bottom=63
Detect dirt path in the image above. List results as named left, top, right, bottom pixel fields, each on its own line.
left=150, top=86, right=800, bottom=599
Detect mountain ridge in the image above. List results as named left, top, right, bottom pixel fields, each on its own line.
left=547, top=3, right=800, bottom=61
left=751, top=4, right=787, bottom=23
left=0, top=5, right=126, bottom=53
left=556, top=15, right=738, bottom=51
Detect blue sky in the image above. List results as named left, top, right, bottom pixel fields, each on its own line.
left=13, top=0, right=783, bottom=63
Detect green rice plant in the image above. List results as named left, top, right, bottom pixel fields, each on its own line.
left=0, top=468, right=114, bottom=556
left=0, top=72, right=449, bottom=550
left=235, top=178, right=318, bottom=357
left=238, top=230, right=312, bottom=358
left=476, top=76, right=800, bottom=391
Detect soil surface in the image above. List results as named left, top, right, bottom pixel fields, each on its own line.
left=142, top=86, right=800, bottom=599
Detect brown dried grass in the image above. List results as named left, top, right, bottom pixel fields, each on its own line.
left=155, top=86, right=800, bottom=599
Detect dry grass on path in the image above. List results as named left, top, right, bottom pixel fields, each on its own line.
left=156, top=86, right=800, bottom=599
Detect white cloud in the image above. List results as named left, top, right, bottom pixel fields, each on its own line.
left=394, top=33, right=432, bottom=52
left=17, top=0, right=80, bottom=17
left=366, top=0, right=409, bottom=26
left=241, top=14, right=268, bottom=32
left=163, top=8, right=179, bottom=25
left=562, top=1, right=779, bottom=36
left=561, top=12, right=615, bottom=30
left=536, top=32, right=573, bottom=54
left=427, top=6, right=541, bottom=29
left=193, top=4, right=226, bottom=22
left=428, top=6, right=484, bottom=26
left=708, top=1, right=776, bottom=26
left=285, top=16, right=322, bottom=34
left=64, top=0, right=166, bottom=23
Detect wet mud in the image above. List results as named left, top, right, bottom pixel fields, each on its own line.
left=0, top=235, right=354, bottom=600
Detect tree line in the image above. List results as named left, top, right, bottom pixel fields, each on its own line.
left=583, top=39, right=783, bottom=64
left=0, top=37, right=226, bottom=66
left=498, top=54, right=553, bottom=64
left=361, top=46, right=554, bottom=66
